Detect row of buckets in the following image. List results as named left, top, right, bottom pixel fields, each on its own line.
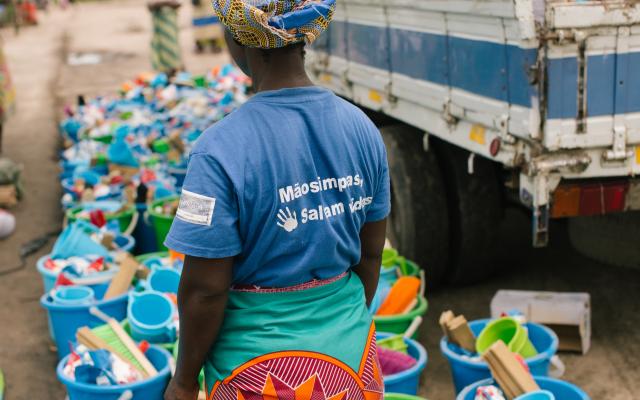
left=38, top=198, right=588, bottom=399
left=37, top=221, right=432, bottom=399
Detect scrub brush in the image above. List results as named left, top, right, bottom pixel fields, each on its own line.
left=78, top=306, right=157, bottom=378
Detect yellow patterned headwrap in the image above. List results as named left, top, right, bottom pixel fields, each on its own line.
left=211, top=0, right=335, bottom=49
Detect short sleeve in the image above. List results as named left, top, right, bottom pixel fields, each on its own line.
left=366, top=143, right=391, bottom=223
left=164, top=152, right=242, bottom=258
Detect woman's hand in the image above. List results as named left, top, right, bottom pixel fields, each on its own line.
left=164, top=377, right=200, bottom=400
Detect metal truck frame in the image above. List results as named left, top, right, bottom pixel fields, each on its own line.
left=306, top=0, right=640, bottom=285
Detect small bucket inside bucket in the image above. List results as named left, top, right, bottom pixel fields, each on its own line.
left=52, top=286, right=95, bottom=306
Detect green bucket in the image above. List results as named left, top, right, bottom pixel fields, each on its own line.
left=147, top=196, right=178, bottom=251
left=382, top=248, right=399, bottom=268
left=384, top=394, right=427, bottom=400
left=374, top=296, right=428, bottom=338
left=66, top=204, right=136, bottom=234
left=135, top=251, right=169, bottom=263
left=476, top=317, right=538, bottom=358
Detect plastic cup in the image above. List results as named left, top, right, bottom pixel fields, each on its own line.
left=52, top=286, right=95, bottom=306
left=515, top=390, right=556, bottom=400
left=476, top=317, right=538, bottom=358
left=148, top=268, right=181, bottom=294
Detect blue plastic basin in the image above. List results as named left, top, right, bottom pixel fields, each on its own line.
left=440, top=319, right=558, bottom=394
left=457, top=377, right=589, bottom=400
left=57, top=346, right=172, bottom=400
left=378, top=332, right=427, bottom=395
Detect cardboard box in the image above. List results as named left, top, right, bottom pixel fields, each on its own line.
left=491, top=290, right=591, bottom=354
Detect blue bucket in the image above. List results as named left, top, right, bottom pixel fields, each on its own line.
left=52, top=286, right=95, bottom=306
left=41, top=291, right=129, bottom=360
left=457, top=377, right=590, bottom=400
left=378, top=333, right=427, bottom=395
left=440, top=319, right=559, bottom=394
left=132, top=203, right=158, bottom=255
left=147, top=268, right=180, bottom=294
left=128, top=291, right=176, bottom=344
left=37, top=255, right=117, bottom=296
left=57, top=346, right=172, bottom=400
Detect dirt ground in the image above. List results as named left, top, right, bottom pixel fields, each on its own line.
left=0, top=1, right=638, bottom=399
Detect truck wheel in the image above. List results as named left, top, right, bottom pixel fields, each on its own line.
left=434, top=141, right=502, bottom=284
left=569, top=212, right=640, bottom=270
left=381, top=125, right=449, bottom=288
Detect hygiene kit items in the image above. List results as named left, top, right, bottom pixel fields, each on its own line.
left=371, top=246, right=428, bottom=338
left=440, top=310, right=589, bottom=399
left=58, top=66, right=249, bottom=254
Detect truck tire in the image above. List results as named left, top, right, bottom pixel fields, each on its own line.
left=568, top=212, right=640, bottom=270
left=434, top=141, right=502, bottom=284
left=380, top=125, right=449, bottom=288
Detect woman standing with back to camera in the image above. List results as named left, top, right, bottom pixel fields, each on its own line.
left=164, top=1, right=390, bottom=399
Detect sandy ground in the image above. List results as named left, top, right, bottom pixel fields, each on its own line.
left=0, top=1, right=638, bottom=399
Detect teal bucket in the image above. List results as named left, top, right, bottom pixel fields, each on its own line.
left=52, top=286, right=95, bottom=306
left=457, top=377, right=589, bottom=400
left=378, top=332, right=427, bottom=395
left=147, top=267, right=180, bottom=294
left=127, top=291, right=176, bottom=344
left=440, top=319, right=559, bottom=394
left=40, top=290, right=129, bottom=360
left=57, top=346, right=172, bottom=400
left=36, top=255, right=117, bottom=296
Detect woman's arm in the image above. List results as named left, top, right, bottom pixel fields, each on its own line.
left=352, top=219, right=387, bottom=307
left=164, top=255, right=233, bottom=400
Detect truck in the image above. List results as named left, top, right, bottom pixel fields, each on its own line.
left=305, top=0, right=640, bottom=286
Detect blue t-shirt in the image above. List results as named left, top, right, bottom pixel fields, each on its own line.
left=165, top=86, right=390, bottom=287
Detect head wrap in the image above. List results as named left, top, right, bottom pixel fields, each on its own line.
left=211, top=0, right=335, bottom=49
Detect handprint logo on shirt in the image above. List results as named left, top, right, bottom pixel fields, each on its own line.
left=277, top=207, right=298, bottom=232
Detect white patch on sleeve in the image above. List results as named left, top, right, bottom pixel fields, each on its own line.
left=176, top=189, right=216, bottom=226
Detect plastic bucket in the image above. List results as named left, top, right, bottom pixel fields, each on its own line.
left=381, top=266, right=399, bottom=285
left=476, top=317, right=537, bottom=358
left=441, top=319, right=559, bottom=394
left=374, top=296, right=428, bottom=338
left=147, top=268, right=181, bottom=294
left=132, top=203, right=159, bottom=255
left=378, top=333, right=427, bottom=395
left=40, top=291, right=129, bottom=360
left=147, top=197, right=178, bottom=251
left=57, top=346, right=172, bottom=400
left=122, top=319, right=176, bottom=354
left=67, top=203, right=136, bottom=234
left=382, top=248, right=399, bottom=267
left=516, top=391, right=556, bottom=400
left=36, top=255, right=117, bottom=295
left=52, top=286, right=95, bottom=306
left=456, top=377, right=589, bottom=400
left=403, top=260, right=420, bottom=277
left=128, top=291, right=176, bottom=343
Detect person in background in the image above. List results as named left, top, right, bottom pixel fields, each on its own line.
left=0, top=34, right=15, bottom=153
left=163, top=1, right=390, bottom=399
